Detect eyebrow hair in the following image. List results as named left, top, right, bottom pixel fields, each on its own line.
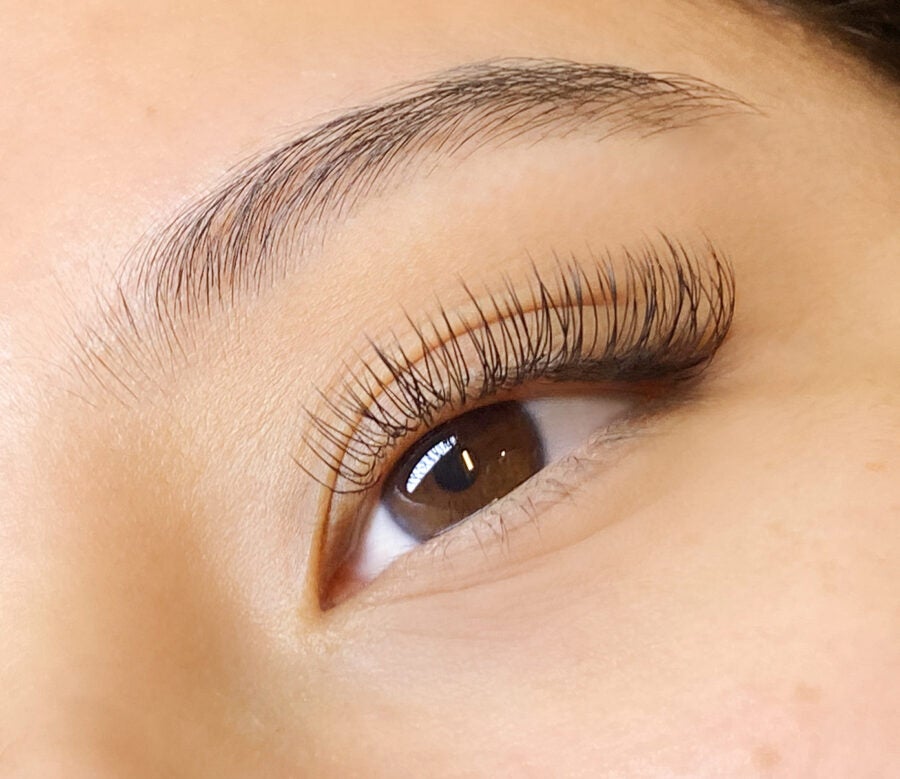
left=126, top=59, right=749, bottom=322
left=73, top=58, right=751, bottom=402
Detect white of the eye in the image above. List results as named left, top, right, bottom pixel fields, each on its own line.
left=347, top=394, right=633, bottom=584
left=348, top=503, right=419, bottom=582
left=524, top=395, right=632, bottom=462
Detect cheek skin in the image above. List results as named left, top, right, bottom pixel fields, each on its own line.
left=299, top=393, right=900, bottom=776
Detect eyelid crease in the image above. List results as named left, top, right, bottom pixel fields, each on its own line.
left=299, top=235, right=735, bottom=496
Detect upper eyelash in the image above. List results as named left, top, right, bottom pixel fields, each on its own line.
left=302, top=235, right=735, bottom=494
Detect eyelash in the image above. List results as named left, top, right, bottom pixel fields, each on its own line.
left=302, top=235, right=734, bottom=496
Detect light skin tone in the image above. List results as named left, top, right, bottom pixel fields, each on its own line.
left=1, top=0, right=898, bottom=776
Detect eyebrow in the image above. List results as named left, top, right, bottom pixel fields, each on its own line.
left=128, top=59, right=749, bottom=321
left=75, top=58, right=751, bottom=400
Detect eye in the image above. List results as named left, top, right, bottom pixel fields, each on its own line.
left=308, top=242, right=735, bottom=607
left=330, top=393, right=632, bottom=597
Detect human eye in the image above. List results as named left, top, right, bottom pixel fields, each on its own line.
left=304, top=237, right=735, bottom=608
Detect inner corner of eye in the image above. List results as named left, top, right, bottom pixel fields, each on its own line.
left=321, top=394, right=632, bottom=604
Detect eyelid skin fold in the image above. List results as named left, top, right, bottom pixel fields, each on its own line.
left=300, top=235, right=734, bottom=498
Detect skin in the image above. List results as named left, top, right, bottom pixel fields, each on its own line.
left=1, top=0, right=898, bottom=776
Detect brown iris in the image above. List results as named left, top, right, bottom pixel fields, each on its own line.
left=381, top=402, right=545, bottom=541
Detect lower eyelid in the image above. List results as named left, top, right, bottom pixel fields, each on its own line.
left=340, top=416, right=647, bottom=606
left=334, top=393, right=636, bottom=597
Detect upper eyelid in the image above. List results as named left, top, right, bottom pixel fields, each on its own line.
left=299, top=237, right=735, bottom=495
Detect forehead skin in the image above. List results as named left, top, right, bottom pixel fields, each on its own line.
left=1, top=0, right=899, bottom=777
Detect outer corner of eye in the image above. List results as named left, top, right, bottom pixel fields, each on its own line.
left=318, top=393, right=635, bottom=608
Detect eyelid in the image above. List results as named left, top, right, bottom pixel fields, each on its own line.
left=301, top=236, right=734, bottom=497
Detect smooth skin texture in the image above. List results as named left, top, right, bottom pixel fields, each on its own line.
left=1, top=0, right=899, bottom=776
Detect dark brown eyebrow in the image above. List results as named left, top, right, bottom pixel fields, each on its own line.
left=72, top=58, right=751, bottom=401
left=131, top=59, right=749, bottom=319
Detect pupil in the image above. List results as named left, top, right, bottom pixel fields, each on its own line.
left=432, top=444, right=478, bottom=493
left=384, top=402, right=543, bottom=543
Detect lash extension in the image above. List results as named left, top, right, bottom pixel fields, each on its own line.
left=303, top=236, right=734, bottom=494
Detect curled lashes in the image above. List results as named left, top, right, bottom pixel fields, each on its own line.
left=303, top=236, right=734, bottom=494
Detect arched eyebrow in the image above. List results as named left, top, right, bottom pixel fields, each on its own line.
left=69, top=58, right=752, bottom=404
left=125, top=58, right=751, bottom=327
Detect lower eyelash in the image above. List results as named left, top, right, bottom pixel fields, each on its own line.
left=400, top=416, right=649, bottom=581
left=302, top=234, right=734, bottom=494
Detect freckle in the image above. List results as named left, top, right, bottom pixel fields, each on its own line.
left=145, top=105, right=158, bottom=118
left=753, top=744, right=782, bottom=770
left=794, top=682, right=821, bottom=703
left=865, top=461, right=886, bottom=472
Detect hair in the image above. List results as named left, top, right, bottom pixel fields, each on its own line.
left=771, top=0, right=900, bottom=82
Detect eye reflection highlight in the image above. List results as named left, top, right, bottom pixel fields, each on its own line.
left=405, top=437, right=460, bottom=493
